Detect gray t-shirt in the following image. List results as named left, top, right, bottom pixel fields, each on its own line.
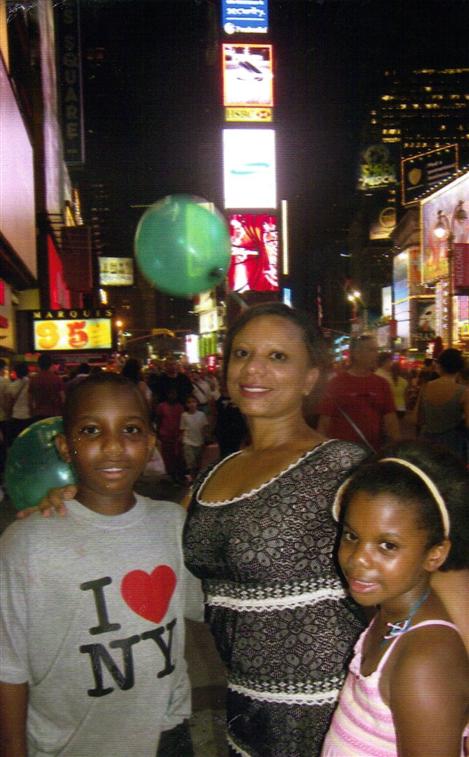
left=0, top=495, right=203, bottom=756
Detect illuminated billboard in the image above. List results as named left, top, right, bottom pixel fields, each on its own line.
left=223, top=44, right=273, bottom=108
left=227, top=214, right=279, bottom=292
left=421, top=171, right=469, bottom=283
left=0, top=56, right=36, bottom=277
left=33, top=309, right=113, bottom=351
left=223, top=129, right=276, bottom=209
left=401, top=145, right=458, bottom=206
left=99, top=257, right=134, bottom=286
left=393, top=252, right=409, bottom=303
left=358, top=144, right=397, bottom=191
left=221, top=0, right=268, bottom=35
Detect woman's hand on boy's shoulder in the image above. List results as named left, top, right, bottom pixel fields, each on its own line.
left=16, top=485, right=77, bottom=519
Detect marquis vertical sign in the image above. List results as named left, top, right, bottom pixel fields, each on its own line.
left=56, top=0, right=85, bottom=165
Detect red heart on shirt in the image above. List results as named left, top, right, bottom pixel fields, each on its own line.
left=121, top=565, right=177, bottom=623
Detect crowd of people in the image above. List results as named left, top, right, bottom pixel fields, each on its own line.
left=0, top=305, right=468, bottom=757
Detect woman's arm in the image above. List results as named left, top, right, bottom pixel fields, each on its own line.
left=0, top=681, right=28, bottom=757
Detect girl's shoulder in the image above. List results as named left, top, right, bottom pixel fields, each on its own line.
left=380, top=619, right=469, bottom=704
left=387, top=619, right=468, bottom=683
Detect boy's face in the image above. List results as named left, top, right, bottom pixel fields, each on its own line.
left=186, top=398, right=198, bottom=413
left=57, top=384, right=155, bottom=512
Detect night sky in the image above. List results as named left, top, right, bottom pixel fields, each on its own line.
left=75, top=0, right=469, bottom=304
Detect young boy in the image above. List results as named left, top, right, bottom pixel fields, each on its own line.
left=179, top=395, right=208, bottom=483
left=0, top=373, right=203, bottom=756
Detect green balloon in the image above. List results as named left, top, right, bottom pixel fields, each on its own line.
left=5, top=417, right=76, bottom=511
left=134, top=195, right=231, bottom=296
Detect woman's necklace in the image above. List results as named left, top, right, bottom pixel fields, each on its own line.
left=381, top=588, right=431, bottom=645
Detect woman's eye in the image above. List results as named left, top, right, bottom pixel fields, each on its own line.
left=341, top=530, right=357, bottom=543
left=271, top=351, right=287, bottom=361
left=233, top=348, right=248, bottom=358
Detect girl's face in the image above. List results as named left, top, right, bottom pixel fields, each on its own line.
left=338, top=491, right=446, bottom=613
left=227, top=315, right=318, bottom=420
left=57, top=384, right=155, bottom=511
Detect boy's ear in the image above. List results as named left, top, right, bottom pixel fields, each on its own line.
left=55, top=433, right=72, bottom=463
left=424, top=539, right=451, bottom=572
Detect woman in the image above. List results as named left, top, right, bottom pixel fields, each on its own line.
left=183, top=303, right=367, bottom=756
left=416, top=348, right=469, bottom=460
left=5, top=362, right=32, bottom=444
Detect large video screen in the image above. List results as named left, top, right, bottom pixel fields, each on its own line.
left=222, top=44, right=273, bottom=108
left=223, top=129, right=276, bottom=209
left=227, top=213, right=279, bottom=292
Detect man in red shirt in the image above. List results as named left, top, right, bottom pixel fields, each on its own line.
left=317, top=336, right=400, bottom=452
left=29, top=354, right=65, bottom=421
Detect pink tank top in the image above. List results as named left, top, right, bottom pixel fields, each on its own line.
left=321, top=619, right=467, bottom=757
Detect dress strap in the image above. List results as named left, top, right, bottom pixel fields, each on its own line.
left=376, top=619, right=461, bottom=672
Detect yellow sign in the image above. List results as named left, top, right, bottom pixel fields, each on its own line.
left=225, top=107, right=272, bottom=123
left=34, top=319, right=112, bottom=351
left=151, top=328, right=175, bottom=337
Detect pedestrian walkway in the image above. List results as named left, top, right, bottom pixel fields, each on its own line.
left=0, top=471, right=228, bottom=757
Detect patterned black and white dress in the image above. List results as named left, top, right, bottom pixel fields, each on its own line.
left=183, top=439, right=367, bottom=757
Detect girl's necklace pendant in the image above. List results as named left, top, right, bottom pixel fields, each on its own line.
left=381, top=588, right=431, bottom=644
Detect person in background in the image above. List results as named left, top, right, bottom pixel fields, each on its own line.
left=64, top=362, right=91, bottom=394
left=418, top=356, right=439, bottom=386
left=214, top=383, right=248, bottom=460
left=416, top=347, right=469, bottom=461
left=189, top=368, right=212, bottom=415
left=179, top=395, right=208, bottom=483
left=184, top=303, right=368, bottom=757
left=6, top=363, right=32, bottom=444
left=375, top=351, right=393, bottom=385
left=121, top=357, right=152, bottom=408
left=405, top=367, right=420, bottom=413
left=317, top=336, right=400, bottom=453
left=0, top=359, right=10, bottom=492
left=322, top=441, right=469, bottom=757
left=0, top=372, right=203, bottom=757
left=28, top=354, right=64, bottom=421
left=156, top=388, right=184, bottom=482
left=153, top=359, right=193, bottom=406
left=375, top=351, right=409, bottom=418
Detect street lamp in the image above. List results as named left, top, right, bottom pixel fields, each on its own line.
left=115, top=319, right=125, bottom=351
left=433, top=200, right=467, bottom=347
left=347, top=289, right=367, bottom=333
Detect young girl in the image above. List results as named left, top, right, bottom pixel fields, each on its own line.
left=322, top=440, right=469, bottom=757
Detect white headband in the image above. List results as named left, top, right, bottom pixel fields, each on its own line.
left=332, top=456, right=450, bottom=539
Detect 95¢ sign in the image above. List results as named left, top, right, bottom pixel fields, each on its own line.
left=33, top=318, right=112, bottom=351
